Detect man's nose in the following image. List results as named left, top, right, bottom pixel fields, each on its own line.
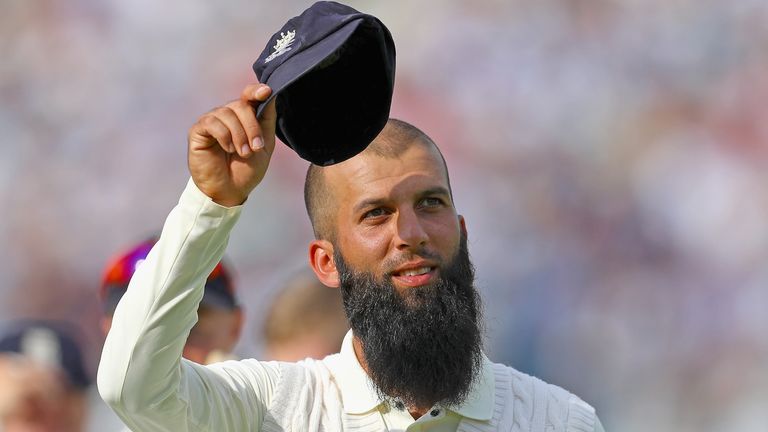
left=394, top=208, right=428, bottom=250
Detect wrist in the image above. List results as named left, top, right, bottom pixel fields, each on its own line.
left=211, top=195, right=247, bottom=207
left=189, top=179, right=248, bottom=208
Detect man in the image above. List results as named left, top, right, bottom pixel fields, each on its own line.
left=262, top=269, right=348, bottom=361
left=98, top=83, right=605, bottom=431
left=0, top=321, right=90, bottom=432
left=99, top=238, right=243, bottom=364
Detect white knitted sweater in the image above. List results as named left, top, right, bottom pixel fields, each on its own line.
left=262, top=359, right=597, bottom=432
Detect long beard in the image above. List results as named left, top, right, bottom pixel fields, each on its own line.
left=336, top=236, right=483, bottom=410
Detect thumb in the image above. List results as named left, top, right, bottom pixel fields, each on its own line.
left=258, top=99, right=277, bottom=147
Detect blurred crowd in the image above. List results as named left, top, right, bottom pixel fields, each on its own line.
left=1, top=0, right=767, bottom=431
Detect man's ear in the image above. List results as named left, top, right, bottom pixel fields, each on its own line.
left=458, top=214, right=468, bottom=239
left=309, top=240, right=339, bottom=288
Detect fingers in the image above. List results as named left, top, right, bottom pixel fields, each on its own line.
left=259, top=98, right=277, bottom=139
left=191, top=113, right=235, bottom=154
left=224, top=100, right=265, bottom=154
left=241, top=83, right=272, bottom=103
left=191, top=105, right=258, bottom=158
left=212, top=106, right=252, bottom=157
left=188, top=83, right=274, bottom=159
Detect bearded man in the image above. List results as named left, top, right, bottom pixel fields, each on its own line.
left=98, top=83, right=605, bottom=432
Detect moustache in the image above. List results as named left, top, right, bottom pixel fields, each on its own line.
left=381, top=248, right=444, bottom=277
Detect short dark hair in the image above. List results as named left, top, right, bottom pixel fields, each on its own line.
left=303, top=118, right=452, bottom=240
left=304, top=161, right=333, bottom=240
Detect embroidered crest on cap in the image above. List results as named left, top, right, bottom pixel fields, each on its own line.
left=265, top=30, right=296, bottom=63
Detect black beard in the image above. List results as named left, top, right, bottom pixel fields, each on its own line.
left=336, top=236, right=483, bottom=410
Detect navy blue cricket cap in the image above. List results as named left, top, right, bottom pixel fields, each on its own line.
left=0, top=320, right=91, bottom=390
left=253, top=1, right=396, bottom=166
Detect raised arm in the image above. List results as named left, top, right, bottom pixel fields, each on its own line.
left=187, top=83, right=277, bottom=207
left=97, top=84, right=278, bottom=431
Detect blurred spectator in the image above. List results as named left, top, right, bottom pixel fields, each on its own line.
left=99, top=238, right=244, bottom=364
left=0, top=321, right=90, bottom=432
left=89, top=238, right=246, bottom=431
left=262, top=269, right=348, bottom=361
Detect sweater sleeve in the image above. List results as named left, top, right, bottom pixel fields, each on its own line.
left=97, top=179, right=279, bottom=431
left=593, top=416, right=606, bottom=432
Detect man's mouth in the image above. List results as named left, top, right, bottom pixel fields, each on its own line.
left=391, top=266, right=436, bottom=287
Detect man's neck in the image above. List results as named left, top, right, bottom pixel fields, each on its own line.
left=351, top=336, right=431, bottom=420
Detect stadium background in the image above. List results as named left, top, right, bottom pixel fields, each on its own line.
left=1, top=0, right=767, bottom=430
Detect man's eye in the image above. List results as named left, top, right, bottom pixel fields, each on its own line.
left=364, top=208, right=387, bottom=219
left=420, top=197, right=443, bottom=207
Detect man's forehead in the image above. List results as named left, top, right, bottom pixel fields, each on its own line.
left=323, top=142, right=448, bottom=196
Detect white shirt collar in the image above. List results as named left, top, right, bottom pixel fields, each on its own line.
left=324, top=330, right=496, bottom=420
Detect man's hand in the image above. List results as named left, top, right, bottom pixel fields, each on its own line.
left=188, top=83, right=277, bottom=207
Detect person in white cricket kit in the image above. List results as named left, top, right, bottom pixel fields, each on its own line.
left=98, top=2, right=606, bottom=431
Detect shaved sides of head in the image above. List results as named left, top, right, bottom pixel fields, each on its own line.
left=303, top=119, right=452, bottom=240
left=304, top=161, right=333, bottom=240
